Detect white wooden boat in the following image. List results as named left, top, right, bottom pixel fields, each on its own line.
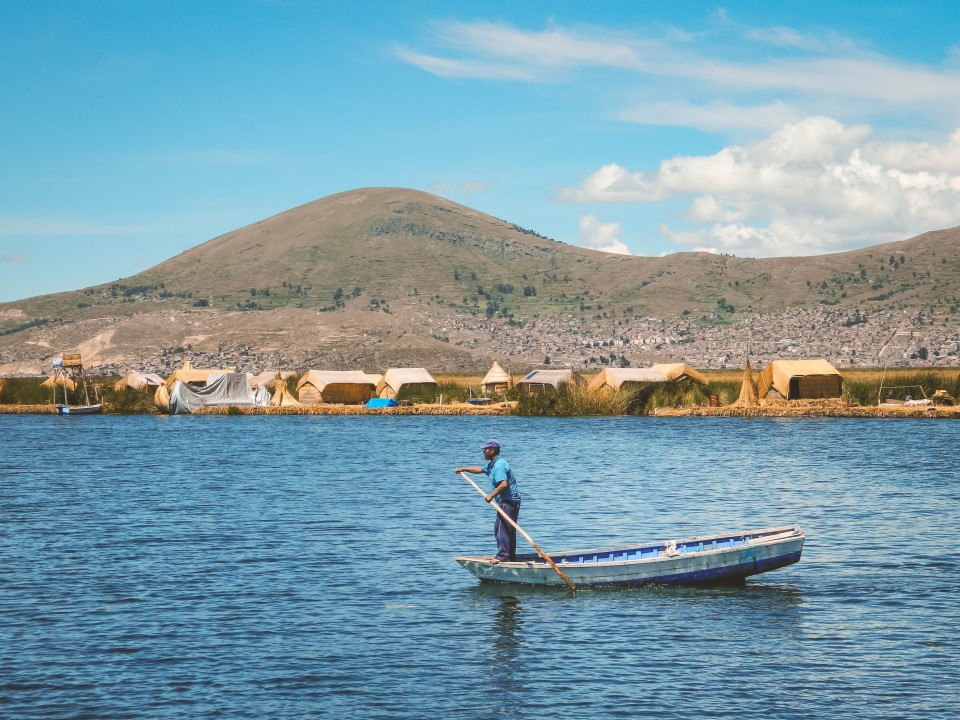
left=55, top=403, right=103, bottom=415
left=455, top=524, right=804, bottom=588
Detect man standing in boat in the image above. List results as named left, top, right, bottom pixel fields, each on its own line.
left=455, top=439, right=522, bottom=563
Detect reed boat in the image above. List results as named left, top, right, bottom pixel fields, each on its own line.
left=455, top=524, right=804, bottom=588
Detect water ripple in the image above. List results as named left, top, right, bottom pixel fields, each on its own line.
left=1, top=414, right=958, bottom=719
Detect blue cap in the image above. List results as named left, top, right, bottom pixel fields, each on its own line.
left=481, top=439, right=500, bottom=450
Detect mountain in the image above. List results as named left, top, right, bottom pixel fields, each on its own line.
left=2, top=187, right=959, bottom=374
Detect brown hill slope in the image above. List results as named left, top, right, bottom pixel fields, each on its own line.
left=1, top=187, right=958, bottom=373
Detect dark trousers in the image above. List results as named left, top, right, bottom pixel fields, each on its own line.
left=494, top=500, right=520, bottom=561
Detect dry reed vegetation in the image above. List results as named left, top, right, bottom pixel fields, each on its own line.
left=841, top=369, right=960, bottom=405
left=3, top=368, right=959, bottom=417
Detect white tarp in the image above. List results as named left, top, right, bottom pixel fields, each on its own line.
left=168, top=373, right=271, bottom=414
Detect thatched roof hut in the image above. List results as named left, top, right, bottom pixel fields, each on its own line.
left=297, top=370, right=377, bottom=404
left=377, top=368, right=437, bottom=400
left=651, top=363, right=708, bottom=386
left=249, top=370, right=297, bottom=390
left=587, top=367, right=673, bottom=392
left=481, top=361, right=511, bottom=395
left=41, top=374, right=76, bottom=391
left=758, top=359, right=842, bottom=400
left=114, top=371, right=164, bottom=391
left=516, top=368, right=585, bottom=394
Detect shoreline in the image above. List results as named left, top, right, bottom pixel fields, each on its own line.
left=655, top=403, right=960, bottom=418
left=0, top=402, right=515, bottom=416
left=2, top=402, right=958, bottom=417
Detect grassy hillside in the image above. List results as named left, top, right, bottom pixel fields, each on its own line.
left=1, top=187, right=958, bottom=372
left=5, top=188, right=960, bottom=328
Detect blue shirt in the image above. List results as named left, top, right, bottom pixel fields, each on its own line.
left=482, top=456, right=521, bottom=504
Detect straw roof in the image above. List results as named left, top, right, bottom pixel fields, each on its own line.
left=651, top=363, right=708, bottom=386
left=481, top=361, right=511, bottom=390
left=587, top=367, right=671, bottom=392
left=377, top=368, right=437, bottom=397
left=297, top=370, right=377, bottom=392
left=41, top=374, right=76, bottom=390
left=732, top=357, right=758, bottom=408
left=114, top=371, right=164, bottom=391
left=250, top=370, right=297, bottom=389
left=517, top=369, right=585, bottom=389
left=297, top=370, right=379, bottom=404
left=758, top=359, right=842, bottom=399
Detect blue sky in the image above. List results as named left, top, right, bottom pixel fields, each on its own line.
left=2, top=1, right=960, bottom=302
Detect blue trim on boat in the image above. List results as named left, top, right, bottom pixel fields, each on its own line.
left=475, top=551, right=803, bottom=587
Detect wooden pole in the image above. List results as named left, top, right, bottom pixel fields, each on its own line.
left=458, top=471, right=576, bottom=591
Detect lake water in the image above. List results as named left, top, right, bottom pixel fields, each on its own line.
left=1, top=414, right=958, bottom=719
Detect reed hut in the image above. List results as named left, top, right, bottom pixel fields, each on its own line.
left=758, top=359, right=842, bottom=400
left=732, top=357, right=758, bottom=408
left=516, top=369, right=585, bottom=395
left=114, top=371, right=164, bottom=391
left=376, top=368, right=437, bottom=400
left=249, top=370, right=297, bottom=390
left=651, top=363, right=708, bottom=386
left=41, top=374, right=76, bottom=391
left=481, top=361, right=511, bottom=395
left=297, top=370, right=377, bottom=404
left=588, top=367, right=674, bottom=392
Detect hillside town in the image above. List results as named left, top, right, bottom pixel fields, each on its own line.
left=73, top=304, right=960, bottom=378
left=439, top=305, right=959, bottom=370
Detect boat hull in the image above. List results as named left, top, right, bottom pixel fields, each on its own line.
left=455, top=525, right=804, bottom=588
left=55, top=404, right=103, bottom=415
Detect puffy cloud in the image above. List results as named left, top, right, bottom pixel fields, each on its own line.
left=578, top=214, right=631, bottom=255
left=561, top=117, right=960, bottom=256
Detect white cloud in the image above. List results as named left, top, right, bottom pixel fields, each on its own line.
left=561, top=117, right=960, bottom=257
left=617, top=101, right=796, bottom=134
left=393, top=46, right=539, bottom=81
left=2, top=253, right=28, bottom=263
left=396, top=18, right=960, bottom=132
left=578, top=214, right=631, bottom=255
